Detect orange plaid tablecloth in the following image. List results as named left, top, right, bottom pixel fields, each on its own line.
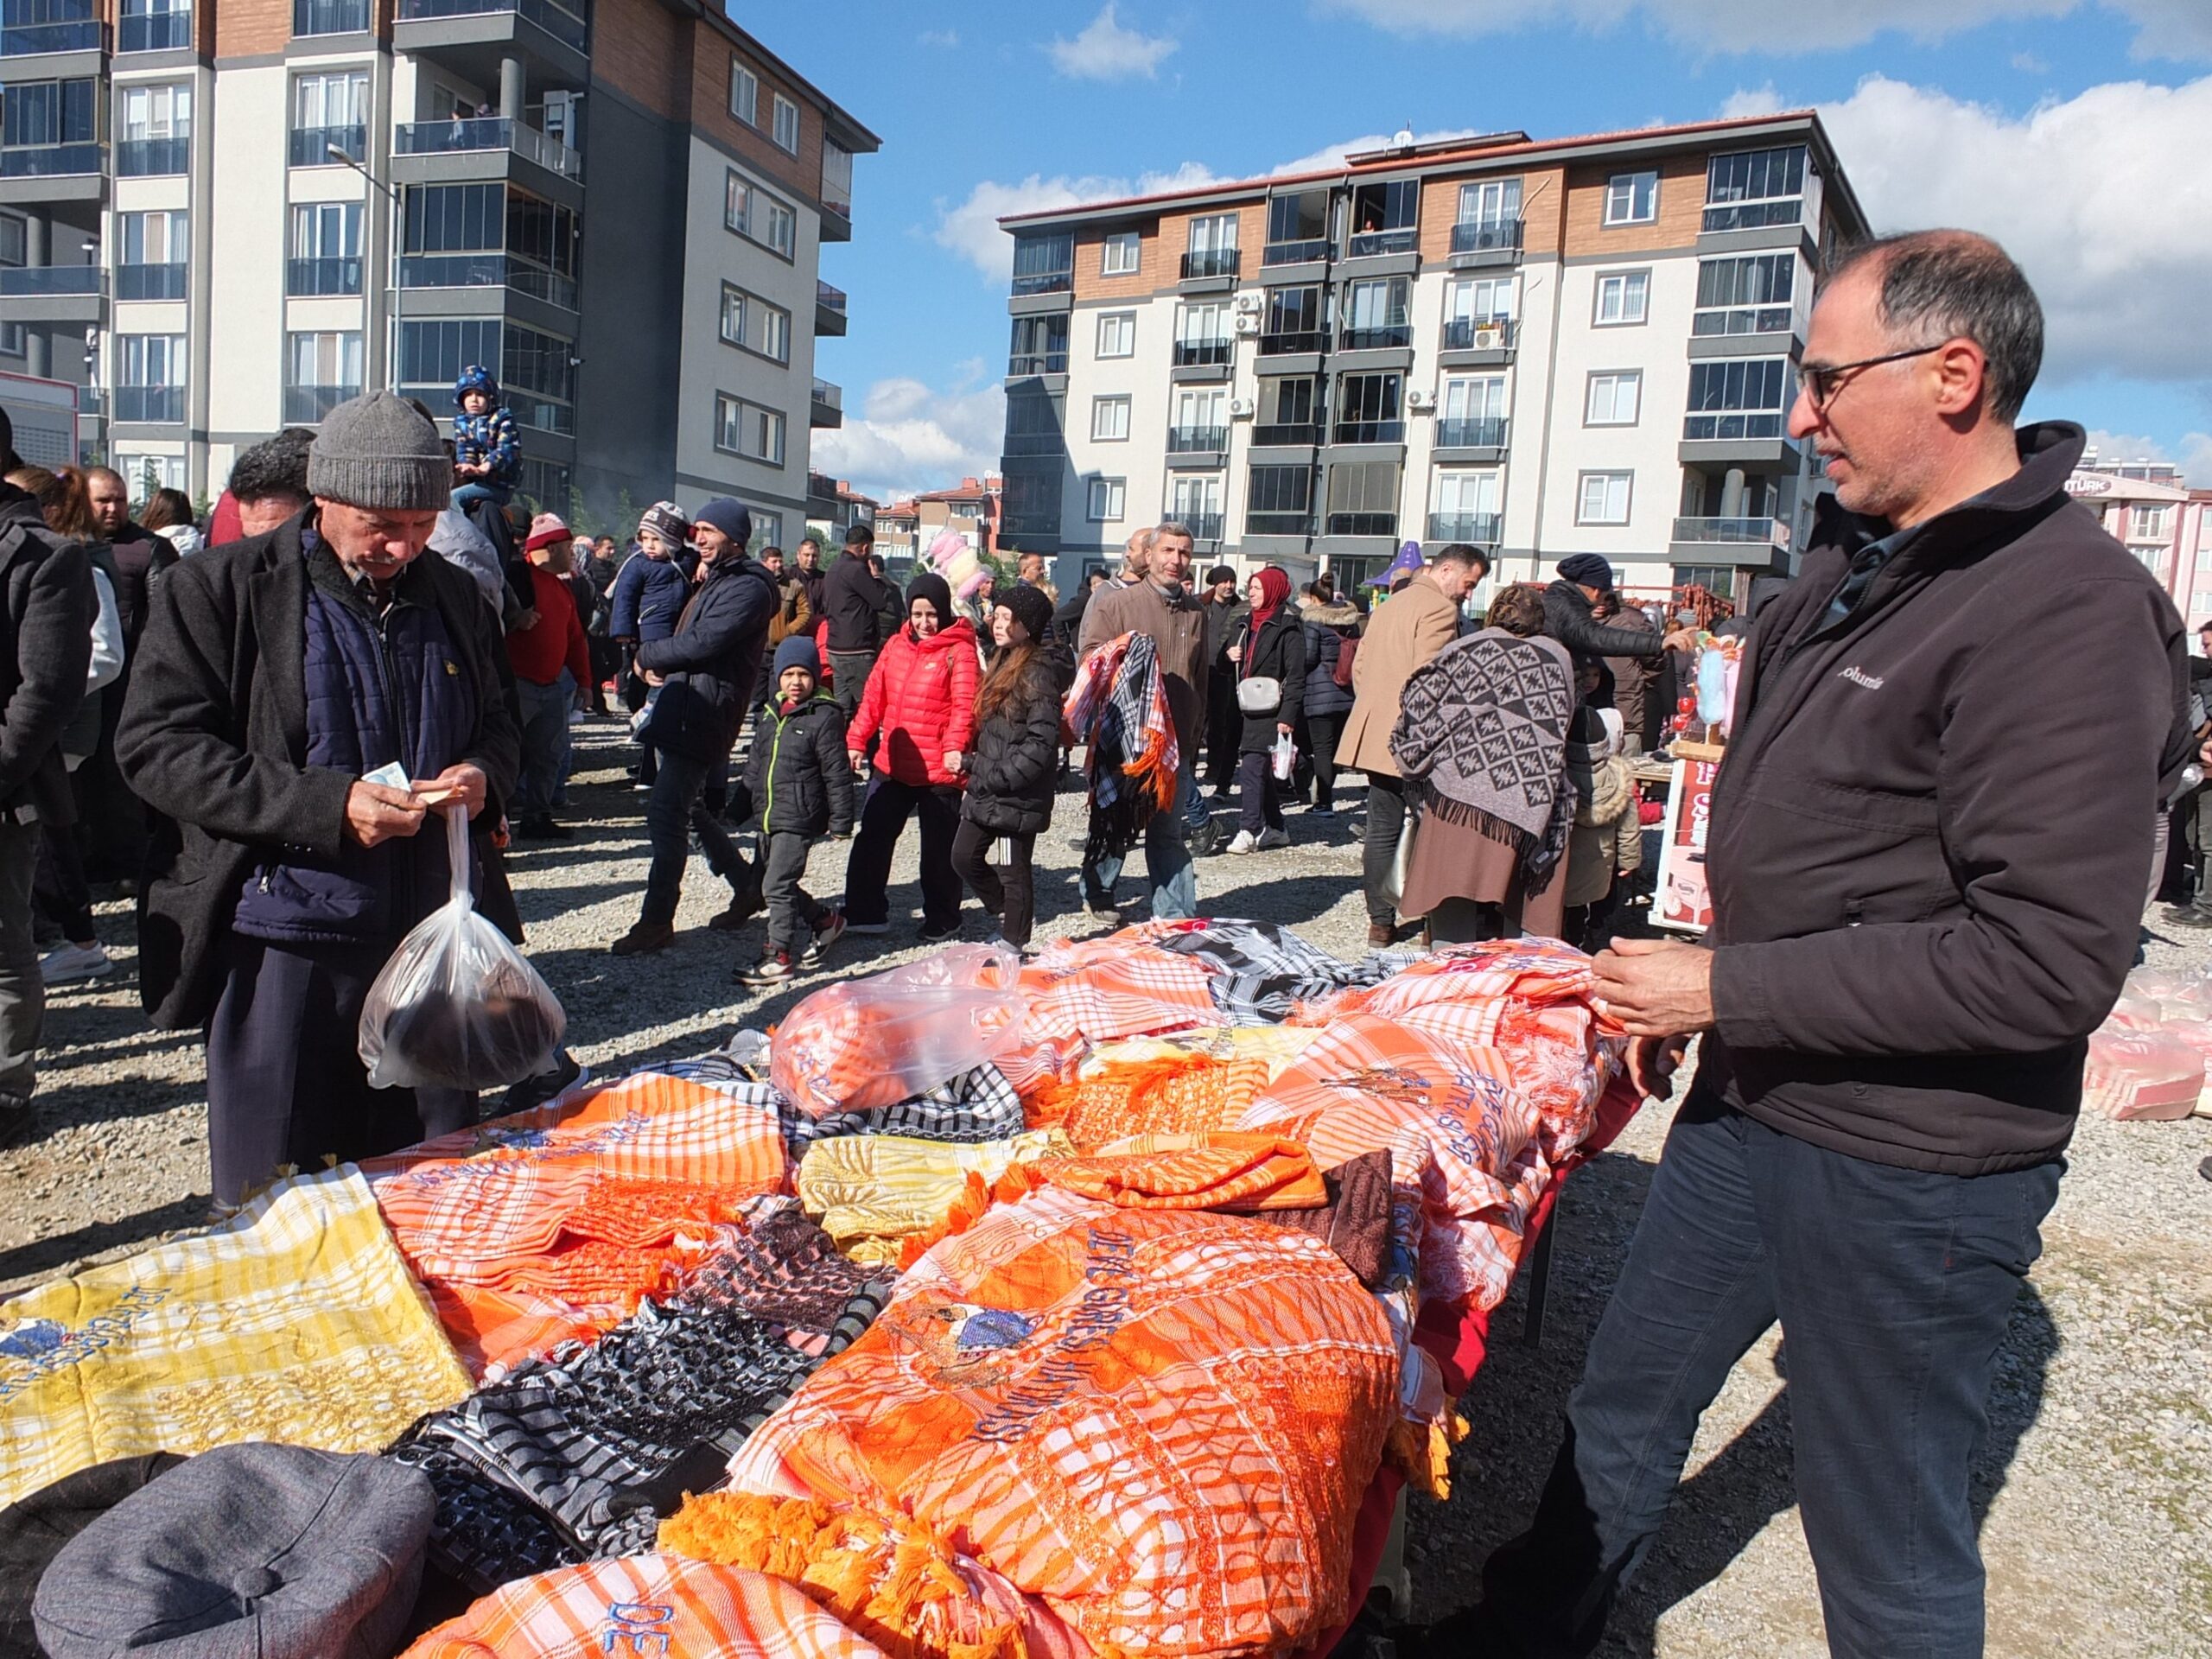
left=691, top=1186, right=1397, bottom=1659
left=999, top=938, right=1223, bottom=1094
left=997, top=1132, right=1327, bottom=1213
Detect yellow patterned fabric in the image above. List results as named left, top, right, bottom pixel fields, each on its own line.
left=1078, top=1026, right=1322, bottom=1081
left=795, top=1131, right=1071, bottom=1266
left=0, top=1167, right=470, bottom=1509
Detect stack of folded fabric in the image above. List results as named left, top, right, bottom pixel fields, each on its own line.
left=794, top=1128, right=1071, bottom=1266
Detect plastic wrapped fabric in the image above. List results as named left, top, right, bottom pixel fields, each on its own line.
left=359, top=808, right=566, bottom=1091
left=770, top=945, right=1023, bottom=1119
left=2084, top=1027, right=2206, bottom=1121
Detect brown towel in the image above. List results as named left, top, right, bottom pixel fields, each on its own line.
left=1252, top=1149, right=1393, bottom=1288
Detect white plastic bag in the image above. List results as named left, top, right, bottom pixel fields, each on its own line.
left=771, top=944, right=1024, bottom=1118
left=358, top=807, right=566, bottom=1091
left=1271, top=729, right=1296, bottom=782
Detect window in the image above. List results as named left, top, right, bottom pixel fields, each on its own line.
left=0, top=324, right=22, bottom=357
left=1585, top=370, right=1642, bottom=426
left=1184, top=212, right=1237, bottom=276
left=1334, top=372, right=1402, bottom=443
left=1346, top=179, right=1418, bottom=255
left=1326, top=460, right=1402, bottom=537
left=1011, top=232, right=1074, bottom=296
left=1443, top=276, right=1516, bottom=349
left=118, top=81, right=190, bottom=175
left=1172, top=388, right=1225, bottom=450
left=1170, top=474, right=1221, bottom=533
left=119, top=0, right=191, bottom=53
left=762, top=196, right=796, bottom=257
left=719, top=285, right=790, bottom=362
left=1603, top=170, right=1658, bottom=226
left=1694, top=253, right=1796, bottom=335
left=398, top=319, right=574, bottom=433
left=287, top=201, right=361, bottom=295
left=1004, top=393, right=1064, bottom=454
left=1086, top=477, right=1126, bottom=523
left=0, top=216, right=21, bottom=266
left=2132, top=505, right=2172, bottom=541
left=1433, top=470, right=1501, bottom=543
left=1704, top=145, right=1806, bottom=232
left=1174, top=301, right=1227, bottom=365
left=1096, top=311, right=1135, bottom=359
left=1246, top=464, right=1313, bottom=534
left=293, top=69, right=365, bottom=130
left=1265, top=189, right=1330, bottom=262
left=400, top=318, right=501, bottom=391
left=1674, top=563, right=1735, bottom=595
left=715, top=394, right=786, bottom=464
left=114, top=333, right=186, bottom=422
left=771, top=93, right=799, bottom=154
left=1090, top=395, right=1130, bottom=442
left=729, top=60, right=758, bottom=124
left=1262, top=284, right=1325, bottom=353
left=116, top=208, right=188, bottom=297
left=1438, top=376, right=1505, bottom=447
left=2, top=78, right=97, bottom=150
left=1256, top=376, right=1324, bottom=444
left=1102, top=230, right=1140, bottom=276
left=1341, top=276, right=1410, bottom=347
left=723, top=169, right=797, bottom=257
left=1593, top=269, right=1649, bottom=326
left=822, top=140, right=853, bottom=216
left=1452, top=178, right=1522, bottom=253
left=1684, top=359, right=1790, bottom=440
left=1577, top=471, right=1633, bottom=525
left=724, top=173, right=749, bottom=233
left=284, top=331, right=363, bottom=421
left=1008, top=314, right=1068, bottom=375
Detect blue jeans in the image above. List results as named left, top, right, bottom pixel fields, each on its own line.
left=450, top=480, right=512, bottom=512
left=1476, top=1092, right=2061, bottom=1659
left=1083, top=753, right=1197, bottom=919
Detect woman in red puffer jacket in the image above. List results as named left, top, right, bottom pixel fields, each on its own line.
left=840, top=572, right=978, bottom=940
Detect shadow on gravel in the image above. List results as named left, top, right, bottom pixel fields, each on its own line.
left=0, top=1190, right=211, bottom=1291
left=1192, top=873, right=1356, bottom=927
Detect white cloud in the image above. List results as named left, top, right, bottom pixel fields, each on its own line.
left=1718, top=83, right=1784, bottom=118
left=1046, top=4, right=1179, bottom=80
left=932, top=162, right=1225, bottom=281
left=810, top=373, right=1007, bottom=506
left=2011, top=50, right=2050, bottom=71
left=1313, top=0, right=2207, bottom=58
left=918, top=28, right=958, bottom=47
left=2083, top=429, right=2212, bottom=485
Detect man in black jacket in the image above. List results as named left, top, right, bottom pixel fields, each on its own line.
left=0, top=414, right=92, bottom=1148
left=820, top=522, right=890, bottom=727
left=1448, top=234, right=2184, bottom=1659
left=610, top=496, right=778, bottom=956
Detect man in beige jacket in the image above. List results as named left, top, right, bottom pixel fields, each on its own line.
left=1337, top=543, right=1485, bottom=945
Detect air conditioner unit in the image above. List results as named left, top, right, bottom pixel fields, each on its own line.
left=1406, top=388, right=1435, bottom=412
left=1228, top=396, right=1255, bottom=418
left=1471, top=326, right=1503, bottom=350
left=1232, top=313, right=1262, bottom=336
left=1232, top=292, right=1263, bottom=315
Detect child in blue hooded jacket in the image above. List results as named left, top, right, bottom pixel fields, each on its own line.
left=451, top=364, right=520, bottom=508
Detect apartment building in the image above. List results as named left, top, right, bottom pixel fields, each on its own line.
left=0, top=0, right=874, bottom=539
left=2067, top=451, right=2212, bottom=626
left=995, top=111, right=1866, bottom=600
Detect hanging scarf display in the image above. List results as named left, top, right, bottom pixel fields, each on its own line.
left=1065, top=630, right=1178, bottom=864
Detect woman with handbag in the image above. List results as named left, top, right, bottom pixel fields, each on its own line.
left=953, top=584, right=1074, bottom=951
left=1224, top=565, right=1304, bottom=855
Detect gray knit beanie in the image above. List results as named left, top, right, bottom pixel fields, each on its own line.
left=306, top=391, right=453, bottom=512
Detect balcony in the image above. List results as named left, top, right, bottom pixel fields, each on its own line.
left=1007, top=352, right=1066, bottom=377
left=1247, top=511, right=1313, bottom=537
left=283, top=384, right=361, bottom=424
left=0, top=263, right=105, bottom=322
left=117, top=137, right=190, bottom=177
left=1258, top=328, right=1328, bottom=356
left=293, top=0, right=367, bottom=34
left=1166, top=424, right=1226, bottom=454
left=1346, top=227, right=1415, bottom=258
left=1332, top=418, right=1404, bottom=445
left=286, top=255, right=362, bottom=296
left=1325, top=511, right=1397, bottom=537
left=112, top=385, right=184, bottom=423
left=1701, top=199, right=1803, bottom=235
left=806, top=472, right=839, bottom=515
left=1450, top=219, right=1523, bottom=257
left=1009, top=270, right=1071, bottom=298
left=1339, top=323, right=1411, bottom=351
left=1440, top=316, right=1518, bottom=353
left=290, top=124, right=365, bottom=168
left=1263, top=238, right=1328, bottom=268
left=118, top=7, right=189, bottom=50
left=1682, top=411, right=1785, bottom=442
left=1251, top=422, right=1321, bottom=448
left=810, top=377, right=841, bottom=429
left=395, top=0, right=588, bottom=54
left=1179, top=512, right=1224, bottom=541
left=1427, top=512, right=1502, bottom=544
left=1172, top=337, right=1230, bottom=368
left=1434, top=416, right=1508, bottom=450
left=0, top=17, right=105, bottom=53
left=401, top=252, right=578, bottom=309
left=1179, top=247, right=1238, bottom=280
left=113, top=261, right=184, bottom=300
left=815, top=277, right=846, bottom=337
left=393, top=118, right=582, bottom=181
left=1671, top=516, right=1783, bottom=546
left=0, top=142, right=101, bottom=181
left=1691, top=304, right=1796, bottom=339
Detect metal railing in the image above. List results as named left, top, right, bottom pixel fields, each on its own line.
left=1346, top=227, right=1415, bottom=257
left=1009, top=270, right=1071, bottom=297
left=114, top=262, right=185, bottom=300
left=1440, top=316, right=1518, bottom=351
left=1339, top=323, right=1410, bottom=350
left=1426, top=512, right=1502, bottom=544
left=1179, top=247, right=1238, bottom=279
left=293, top=0, right=367, bottom=34
left=1450, top=219, right=1523, bottom=255
left=1325, top=511, right=1398, bottom=537
left=1691, top=304, right=1796, bottom=338
left=815, top=278, right=846, bottom=315
left=810, top=378, right=841, bottom=410
left=0, top=17, right=105, bottom=52
left=805, top=471, right=838, bottom=505
left=282, top=383, right=360, bottom=424
left=117, top=137, right=190, bottom=176
left=1251, top=422, right=1321, bottom=447
left=395, top=0, right=588, bottom=52
left=1180, top=512, right=1224, bottom=540
left=1682, top=412, right=1785, bottom=442
left=1332, top=418, right=1404, bottom=444
left=1670, top=515, right=1783, bottom=544
left=1172, top=337, right=1231, bottom=368
left=1262, top=238, right=1329, bottom=267
left=393, top=118, right=582, bottom=181
left=1700, top=198, right=1803, bottom=234
left=286, top=255, right=362, bottom=296
left=1257, top=327, right=1328, bottom=356
left=399, top=252, right=577, bottom=310
left=1007, top=352, right=1067, bottom=376
left=118, top=7, right=189, bottom=49
left=289, top=124, right=365, bottom=167
left=1166, top=424, right=1227, bottom=454
left=1246, top=510, right=1314, bottom=536
left=0, top=265, right=104, bottom=296
left=112, top=385, right=185, bottom=423
left=1434, top=416, right=1508, bottom=448
left=0, top=143, right=104, bottom=177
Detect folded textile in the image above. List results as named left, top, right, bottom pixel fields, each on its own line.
left=1078, top=1025, right=1321, bottom=1080
left=1066, top=630, right=1179, bottom=862
left=996, top=1131, right=1328, bottom=1214
left=1029, top=1049, right=1276, bottom=1146
left=1001, top=937, right=1221, bottom=1091
left=781, top=1063, right=1027, bottom=1152
left=706, top=1186, right=1398, bottom=1659
left=1249, top=1149, right=1395, bottom=1290
left=795, top=1129, right=1071, bottom=1266
left=0, top=1167, right=471, bottom=1511
left=1128, top=918, right=1414, bottom=1025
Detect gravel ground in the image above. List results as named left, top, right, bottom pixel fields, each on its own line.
left=3, top=715, right=2208, bottom=1655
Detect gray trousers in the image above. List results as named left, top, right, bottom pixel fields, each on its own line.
left=0, top=817, right=41, bottom=1108
left=513, top=675, right=570, bottom=820
left=762, top=830, right=828, bottom=954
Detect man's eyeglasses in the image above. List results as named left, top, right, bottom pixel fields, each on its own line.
left=1796, top=343, right=1947, bottom=410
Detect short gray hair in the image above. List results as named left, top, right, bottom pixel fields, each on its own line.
left=1153, top=521, right=1195, bottom=545
left=1824, top=230, right=2044, bottom=423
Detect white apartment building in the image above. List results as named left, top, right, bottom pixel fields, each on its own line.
left=2065, top=451, right=2212, bottom=626
left=0, top=0, right=874, bottom=538
left=996, top=111, right=1868, bottom=601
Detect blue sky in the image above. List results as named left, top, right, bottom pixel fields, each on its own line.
left=766, top=0, right=2212, bottom=502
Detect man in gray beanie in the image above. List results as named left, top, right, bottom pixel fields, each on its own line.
left=118, top=391, right=521, bottom=1212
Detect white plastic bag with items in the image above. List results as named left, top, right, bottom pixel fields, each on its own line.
left=358, top=807, right=567, bottom=1091
left=770, top=944, right=1024, bottom=1118
left=1271, top=729, right=1297, bottom=782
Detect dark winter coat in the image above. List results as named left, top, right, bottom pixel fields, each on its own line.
left=634, top=556, right=779, bottom=765
left=0, top=484, right=93, bottom=829
left=609, top=550, right=690, bottom=644
left=963, top=642, right=1075, bottom=836
left=821, top=549, right=892, bottom=655
left=1700, top=422, right=2189, bottom=1175
left=1595, top=606, right=1661, bottom=741
left=1235, top=606, right=1306, bottom=752
left=1300, top=601, right=1360, bottom=720
left=106, top=524, right=175, bottom=653
left=117, top=510, right=521, bottom=1030
left=745, top=690, right=853, bottom=838
left=1542, top=580, right=1665, bottom=664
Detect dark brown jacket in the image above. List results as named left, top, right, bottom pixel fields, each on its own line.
left=1700, top=423, right=2186, bottom=1173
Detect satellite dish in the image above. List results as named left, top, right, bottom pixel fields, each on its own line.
left=1391, top=124, right=1415, bottom=149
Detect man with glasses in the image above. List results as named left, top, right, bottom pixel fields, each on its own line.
left=1432, top=232, right=2189, bottom=1658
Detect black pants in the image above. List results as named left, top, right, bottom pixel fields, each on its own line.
left=34, top=819, right=92, bottom=941
left=1303, top=710, right=1343, bottom=805
left=842, top=775, right=963, bottom=930
left=205, top=936, right=474, bottom=1210
left=639, top=747, right=757, bottom=928
left=586, top=633, right=616, bottom=711
left=952, top=819, right=1036, bottom=947
left=1237, top=749, right=1285, bottom=836
left=761, top=830, right=829, bottom=955
left=1205, top=673, right=1239, bottom=788
left=1362, top=776, right=1408, bottom=929
left=828, top=650, right=875, bottom=727
left=1475, top=1097, right=2060, bottom=1659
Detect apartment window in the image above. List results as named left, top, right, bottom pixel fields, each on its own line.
left=1184, top=211, right=1237, bottom=277
left=1327, top=460, right=1401, bottom=537
left=1090, top=395, right=1130, bottom=442
left=119, top=0, right=192, bottom=53
left=822, top=140, right=853, bottom=217
left=1704, top=145, right=1807, bottom=232
left=1102, top=230, right=1140, bottom=276
left=724, top=173, right=749, bottom=233
left=2, top=78, right=97, bottom=155
left=1096, top=311, right=1135, bottom=359
left=398, top=319, right=573, bottom=434
left=1174, top=302, right=1228, bottom=366
left=1452, top=178, right=1522, bottom=253
left=1011, top=232, right=1074, bottom=296
left=771, top=93, right=799, bottom=155
left=1346, top=179, right=1418, bottom=256
left=290, top=69, right=366, bottom=166
left=1674, top=563, right=1735, bottom=594
left=1265, top=189, right=1330, bottom=263
left=715, top=393, right=786, bottom=465
left=1341, top=276, right=1410, bottom=348
left=2132, top=505, right=2172, bottom=541
left=1694, top=253, right=1796, bottom=335
left=1008, top=313, right=1068, bottom=375
left=1004, top=392, right=1064, bottom=454
left=283, top=330, right=363, bottom=422
left=287, top=201, right=361, bottom=296
left=1684, top=359, right=1790, bottom=440
left=1593, top=269, right=1649, bottom=326
left=1576, top=471, right=1633, bottom=525
left=1438, top=375, right=1505, bottom=448
left=762, top=196, right=796, bottom=257
left=1433, top=469, right=1501, bottom=543
left=728, top=60, right=758, bottom=124
left=400, top=318, right=501, bottom=391
left=1446, top=275, right=1516, bottom=325
left=118, top=82, right=191, bottom=176
left=723, top=168, right=797, bottom=258
left=1256, top=376, right=1323, bottom=444
left=1262, top=285, right=1325, bottom=353
left=1334, top=372, right=1402, bottom=443
left=292, top=0, right=367, bottom=36
left=719, top=285, right=791, bottom=362
left=0, top=324, right=22, bottom=357
left=115, top=209, right=187, bottom=299
left=1170, top=475, right=1221, bottom=534
left=0, top=216, right=21, bottom=267
left=1247, top=463, right=1313, bottom=534
left=1172, top=387, right=1225, bottom=450
left=1585, top=370, right=1642, bottom=427
left=114, top=333, right=186, bottom=423
left=1603, top=170, right=1658, bottom=226
left=1086, top=477, right=1126, bottom=523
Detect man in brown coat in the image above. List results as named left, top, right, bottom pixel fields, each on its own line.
left=1077, top=521, right=1208, bottom=918
left=1336, top=543, right=1484, bottom=945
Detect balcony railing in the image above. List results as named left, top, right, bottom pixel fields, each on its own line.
left=1332, top=418, right=1404, bottom=445
left=395, top=0, right=588, bottom=52
left=117, top=137, right=190, bottom=177
left=0, top=265, right=103, bottom=296
left=1427, top=512, right=1502, bottom=544
left=393, top=118, right=582, bottom=181
left=1007, top=352, right=1066, bottom=376
left=0, top=142, right=104, bottom=178
left=1251, top=422, right=1321, bottom=447
left=1179, top=512, right=1224, bottom=541
left=1246, top=510, right=1314, bottom=536
left=1172, top=337, right=1231, bottom=368
left=114, top=261, right=186, bottom=300
left=1009, top=270, right=1071, bottom=297
left=283, top=383, right=361, bottom=424
left=1325, top=512, right=1398, bottom=537
left=293, top=0, right=367, bottom=33
left=811, top=378, right=840, bottom=410
left=0, top=17, right=105, bottom=53
left=1691, top=304, right=1796, bottom=338
left=1434, top=416, right=1508, bottom=449
left=816, top=278, right=846, bottom=315
left=286, top=255, right=362, bottom=296
left=1441, top=316, right=1518, bottom=351
left=1166, top=424, right=1226, bottom=454
left=118, top=8, right=190, bottom=50
left=1179, top=247, right=1238, bottom=280
left=1346, top=227, right=1415, bottom=257
left=113, top=385, right=185, bottom=423
left=1450, top=219, right=1523, bottom=255
left=1339, top=323, right=1411, bottom=350
left=1671, top=515, right=1783, bottom=545
left=290, top=124, right=365, bottom=167
left=1700, top=198, right=1803, bottom=234
left=1262, top=238, right=1328, bottom=267
left=1257, top=328, right=1328, bottom=356
left=1682, top=412, right=1786, bottom=442
left=805, top=471, right=838, bottom=506
left=400, top=252, right=578, bottom=310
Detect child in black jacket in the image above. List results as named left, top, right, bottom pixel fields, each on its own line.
left=736, top=637, right=853, bottom=984
left=954, top=583, right=1073, bottom=951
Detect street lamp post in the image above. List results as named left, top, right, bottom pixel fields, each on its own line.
left=327, top=143, right=404, bottom=394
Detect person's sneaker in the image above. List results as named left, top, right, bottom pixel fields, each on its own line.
left=708, top=891, right=765, bottom=931
left=734, top=952, right=795, bottom=987
left=502, top=1049, right=584, bottom=1115
left=1188, top=819, right=1221, bottom=857
left=39, top=943, right=111, bottom=984
left=610, top=920, right=676, bottom=957
left=0, top=1098, right=35, bottom=1151
left=2165, top=907, right=2212, bottom=930
left=516, top=817, right=571, bottom=841
left=631, top=781, right=652, bottom=793
left=1086, top=903, right=1121, bottom=923
left=987, top=935, right=1035, bottom=958
left=803, top=912, right=848, bottom=966
left=844, top=918, right=892, bottom=936
left=1255, top=827, right=1291, bottom=850
left=916, top=917, right=962, bottom=944
left=1312, top=804, right=1337, bottom=819
left=1224, top=830, right=1256, bottom=855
